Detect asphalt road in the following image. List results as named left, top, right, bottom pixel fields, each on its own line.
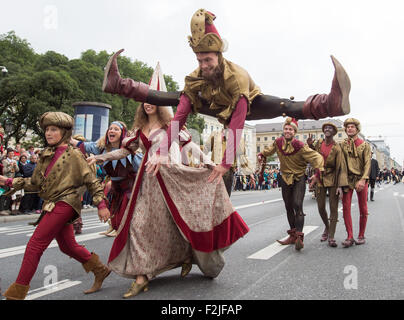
left=1, top=182, right=403, bottom=301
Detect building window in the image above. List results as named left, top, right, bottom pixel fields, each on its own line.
left=338, top=133, right=342, bottom=137
left=304, top=135, right=307, bottom=139
left=264, top=137, right=268, bottom=141
left=257, top=137, right=260, bottom=142
left=257, top=146, right=260, bottom=153
left=211, top=126, right=213, bottom=132
left=272, top=137, right=275, bottom=141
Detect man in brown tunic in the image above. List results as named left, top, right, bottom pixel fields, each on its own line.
left=307, top=122, right=348, bottom=247
left=258, top=118, right=324, bottom=250
left=340, top=118, right=371, bottom=247
left=102, top=8, right=351, bottom=186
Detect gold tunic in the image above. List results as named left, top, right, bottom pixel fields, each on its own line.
left=312, top=139, right=348, bottom=188
left=262, top=138, right=324, bottom=185
left=11, top=145, right=106, bottom=223
left=183, top=58, right=261, bottom=124
left=340, top=138, right=372, bottom=190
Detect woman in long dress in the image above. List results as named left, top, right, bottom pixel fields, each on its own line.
left=88, top=101, right=249, bottom=298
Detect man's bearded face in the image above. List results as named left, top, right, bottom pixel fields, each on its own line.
left=196, top=52, right=220, bottom=81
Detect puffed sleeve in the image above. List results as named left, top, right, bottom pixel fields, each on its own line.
left=261, top=141, right=277, bottom=158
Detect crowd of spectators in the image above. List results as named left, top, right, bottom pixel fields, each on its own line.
left=0, top=144, right=42, bottom=216
left=0, top=143, right=105, bottom=216
left=377, top=167, right=403, bottom=185
left=233, top=167, right=282, bottom=191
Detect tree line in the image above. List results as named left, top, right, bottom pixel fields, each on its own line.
left=0, top=31, right=204, bottom=147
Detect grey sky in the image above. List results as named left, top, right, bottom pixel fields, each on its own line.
left=1, top=0, right=403, bottom=165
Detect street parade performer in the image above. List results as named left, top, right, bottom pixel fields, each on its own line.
left=70, top=120, right=142, bottom=237
left=101, top=8, right=351, bottom=185
left=340, top=118, right=371, bottom=248
left=0, top=112, right=111, bottom=300
left=258, top=117, right=324, bottom=251
left=87, top=62, right=249, bottom=298
left=307, top=122, right=348, bottom=247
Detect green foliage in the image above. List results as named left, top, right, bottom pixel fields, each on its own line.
left=0, top=31, right=205, bottom=147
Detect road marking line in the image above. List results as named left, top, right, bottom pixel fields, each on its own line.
left=247, top=226, right=319, bottom=260
left=25, top=279, right=82, bottom=300
left=0, top=226, right=34, bottom=234
left=393, top=197, right=404, bottom=233
left=0, top=231, right=108, bottom=259
left=234, top=198, right=283, bottom=210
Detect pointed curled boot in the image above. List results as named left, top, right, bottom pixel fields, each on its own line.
left=82, top=252, right=111, bottom=294
left=102, top=48, right=149, bottom=102
left=295, top=232, right=305, bottom=251
left=277, top=228, right=297, bottom=245
left=302, top=55, right=351, bottom=119
left=102, top=49, right=181, bottom=106
left=3, top=282, right=30, bottom=300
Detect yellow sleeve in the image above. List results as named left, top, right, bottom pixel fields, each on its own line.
left=76, top=150, right=106, bottom=206
left=336, top=145, right=348, bottom=187
left=301, top=145, right=324, bottom=171
left=262, top=141, right=277, bottom=158
left=361, top=143, right=372, bottom=180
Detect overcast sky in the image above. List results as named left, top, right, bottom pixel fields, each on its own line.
left=1, top=0, right=403, bottom=166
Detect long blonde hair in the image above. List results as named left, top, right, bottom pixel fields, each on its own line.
left=131, top=103, right=173, bottom=133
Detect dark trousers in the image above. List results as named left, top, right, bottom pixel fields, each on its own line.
left=19, top=193, right=41, bottom=212
left=222, top=170, right=234, bottom=197
left=0, top=194, right=12, bottom=211
left=316, top=186, right=339, bottom=238
left=280, top=177, right=306, bottom=232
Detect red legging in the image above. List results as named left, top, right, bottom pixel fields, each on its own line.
left=16, top=201, right=92, bottom=286
left=342, top=183, right=368, bottom=239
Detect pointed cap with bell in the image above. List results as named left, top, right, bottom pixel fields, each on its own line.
left=283, top=117, right=299, bottom=132
left=188, top=9, right=226, bottom=53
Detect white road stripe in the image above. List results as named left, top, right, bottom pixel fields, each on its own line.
left=0, top=231, right=108, bottom=259
left=393, top=197, right=404, bottom=233
left=24, top=224, right=107, bottom=236
left=234, top=198, right=283, bottom=210
left=25, top=279, right=82, bottom=300
left=0, top=226, right=34, bottom=234
left=247, top=226, right=319, bottom=260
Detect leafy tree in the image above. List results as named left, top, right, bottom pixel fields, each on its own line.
left=0, top=32, right=205, bottom=147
